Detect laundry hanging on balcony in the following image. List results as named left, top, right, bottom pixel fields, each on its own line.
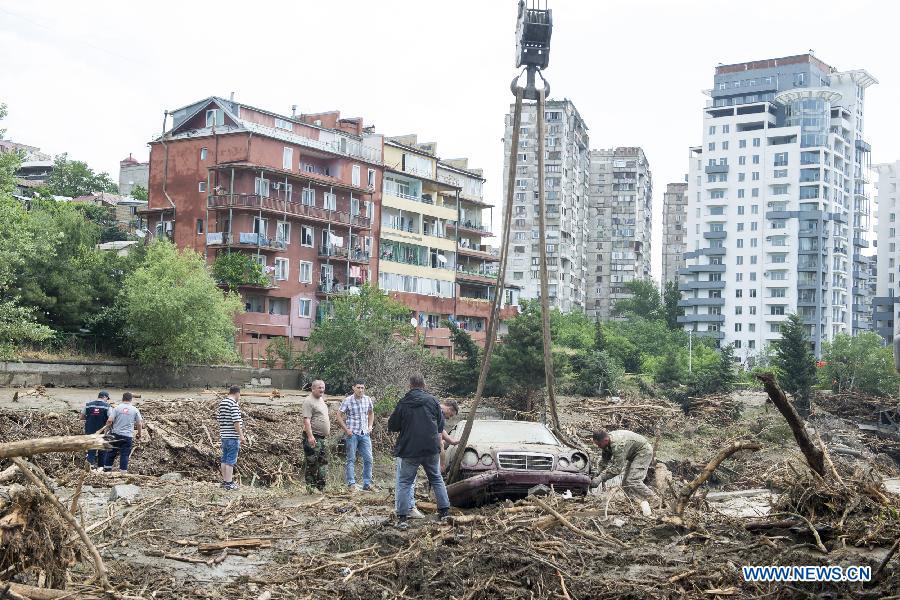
left=329, top=232, right=344, bottom=247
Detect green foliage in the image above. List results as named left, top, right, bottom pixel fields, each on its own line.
left=130, top=184, right=148, bottom=201
left=75, top=203, right=131, bottom=243
left=491, top=300, right=565, bottom=407
left=119, top=241, right=242, bottom=367
left=770, top=314, right=816, bottom=416
left=300, top=285, right=413, bottom=395
left=443, top=320, right=482, bottom=396
left=0, top=301, right=55, bottom=360
left=612, top=279, right=665, bottom=321
left=46, top=154, right=118, bottom=198
left=552, top=309, right=594, bottom=350
left=603, top=317, right=688, bottom=373
left=211, top=252, right=268, bottom=290
left=593, top=319, right=605, bottom=351
left=264, top=336, right=297, bottom=370
left=663, top=280, right=683, bottom=330
left=568, top=349, right=623, bottom=396
left=821, top=332, right=899, bottom=397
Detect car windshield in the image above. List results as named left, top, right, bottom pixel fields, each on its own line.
left=455, top=420, right=559, bottom=446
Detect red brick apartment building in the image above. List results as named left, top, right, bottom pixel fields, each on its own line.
left=140, top=96, right=517, bottom=361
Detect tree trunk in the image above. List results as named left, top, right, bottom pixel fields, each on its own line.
left=674, top=441, right=762, bottom=516
left=0, top=434, right=106, bottom=460
left=756, top=372, right=825, bottom=477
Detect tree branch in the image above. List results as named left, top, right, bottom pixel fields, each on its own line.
left=756, top=372, right=825, bottom=477
left=674, top=441, right=762, bottom=517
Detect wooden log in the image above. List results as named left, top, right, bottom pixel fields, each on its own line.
left=874, top=536, right=900, bottom=582
left=10, top=458, right=112, bottom=592
left=5, top=582, right=73, bottom=600
left=0, top=435, right=106, bottom=460
left=756, top=372, right=825, bottom=477
left=197, top=538, right=272, bottom=553
left=674, top=441, right=762, bottom=517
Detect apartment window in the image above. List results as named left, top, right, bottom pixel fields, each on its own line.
left=891, top=213, right=896, bottom=223
left=752, top=155, right=760, bottom=165
left=737, top=223, right=744, bottom=231
left=518, top=153, right=528, bottom=161
left=251, top=255, right=266, bottom=270
left=200, top=147, right=208, bottom=160
left=735, top=340, right=742, bottom=349
left=739, top=139, right=747, bottom=148
left=352, top=165, right=361, bottom=186
left=302, top=188, right=315, bottom=206
left=723, top=124, right=730, bottom=133
left=722, top=141, right=729, bottom=150
left=748, top=340, right=756, bottom=349
left=255, top=177, right=270, bottom=197
left=773, top=152, right=788, bottom=167
left=738, top=173, right=746, bottom=182
left=299, top=225, right=313, bottom=247
left=205, top=109, right=224, bottom=127
left=737, top=256, right=744, bottom=265
left=735, top=306, right=743, bottom=315
left=735, top=323, right=742, bottom=332
left=545, top=111, right=562, bottom=121
left=737, top=239, right=744, bottom=248
left=709, top=126, right=716, bottom=135
left=276, top=221, right=290, bottom=244
left=283, top=147, right=294, bottom=170
left=739, top=156, right=746, bottom=166
left=752, top=172, right=760, bottom=181
left=751, top=222, right=758, bottom=231
left=772, top=184, right=789, bottom=195
left=750, top=238, right=758, bottom=248
left=274, top=117, right=293, bottom=131
left=751, top=188, right=759, bottom=198
left=753, top=138, right=761, bottom=147
left=274, top=258, right=289, bottom=281
left=708, top=142, right=716, bottom=151
left=367, top=168, right=376, bottom=188
left=770, top=323, right=782, bottom=333
left=710, top=190, right=725, bottom=199
left=750, top=289, right=757, bottom=298
left=299, top=261, right=313, bottom=283
left=513, top=272, right=524, bottom=280
left=736, top=273, right=743, bottom=281
left=736, top=289, right=743, bottom=298
left=195, top=219, right=204, bottom=234
left=774, top=169, right=788, bottom=178
left=323, top=192, right=336, bottom=211
left=770, top=305, right=786, bottom=315
left=751, top=205, right=759, bottom=215
left=738, top=189, right=745, bottom=198
left=298, top=298, right=311, bottom=318
left=737, top=206, right=745, bottom=215
left=253, top=217, right=268, bottom=236
left=750, top=255, right=757, bottom=264
left=198, top=181, right=207, bottom=192
left=770, top=288, right=786, bottom=298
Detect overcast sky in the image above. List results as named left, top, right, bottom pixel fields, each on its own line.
left=1, top=0, right=897, bottom=278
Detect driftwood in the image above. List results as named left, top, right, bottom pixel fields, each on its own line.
left=0, top=434, right=106, bottom=460
left=673, top=441, right=762, bottom=517
left=197, top=538, right=272, bottom=553
left=9, top=458, right=111, bottom=592
left=756, top=373, right=825, bottom=477
left=874, top=536, right=900, bottom=582
left=3, top=582, right=73, bottom=599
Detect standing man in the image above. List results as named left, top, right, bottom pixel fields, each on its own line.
left=389, top=374, right=451, bottom=529
left=82, top=390, right=111, bottom=469
left=337, top=379, right=374, bottom=492
left=218, top=386, right=245, bottom=490
left=396, top=399, right=460, bottom=519
left=590, top=429, right=658, bottom=516
left=102, top=392, right=143, bottom=473
left=303, top=379, right=331, bottom=493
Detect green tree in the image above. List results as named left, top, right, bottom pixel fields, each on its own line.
left=46, top=154, right=118, bottom=198
left=821, top=332, right=899, bottom=397
left=663, top=280, right=683, bottom=330
left=715, top=343, right=738, bottom=393
left=75, top=203, right=131, bottom=243
left=491, top=300, right=565, bottom=409
left=612, top=279, right=665, bottom=321
left=569, top=349, right=623, bottom=396
left=0, top=301, right=55, bottom=360
left=300, top=284, right=413, bottom=394
left=551, top=309, right=594, bottom=349
left=211, top=252, right=268, bottom=290
left=770, top=314, right=817, bottom=417
left=119, top=241, right=242, bottom=367
left=594, top=319, right=606, bottom=351
left=443, top=320, right=482, bottom=396
left=130, top=184, right=148, bottom=201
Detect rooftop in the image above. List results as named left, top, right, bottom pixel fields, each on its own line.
left=715, top=53, right=835, bottom=76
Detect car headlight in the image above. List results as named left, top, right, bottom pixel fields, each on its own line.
left=557, top=457, right=570, bottom=469
left=461, top=449, right=479, bottom=467
left=571, top=453, right=588, bottom=471
left=480, top=454, right=494, bottom=466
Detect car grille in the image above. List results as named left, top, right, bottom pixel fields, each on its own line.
left=497, top=452, right=554, bottom=471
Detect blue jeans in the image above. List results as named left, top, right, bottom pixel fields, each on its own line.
left=396, top=453, right=449, bottom=516
left=104, top=434, right=133, bottom=472
left=221, top=438, right=240, bottom=466
left=86, top=448, right=108, bottom=467
left=395, top=458, right=415, bottom=513
left=344, top=433, right=373, bottom=487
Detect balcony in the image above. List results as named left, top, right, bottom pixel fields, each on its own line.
left=237, top=273, right=279, bottom=290
left=318, top=245, right=371, bottom=264
left=456, top=267, right=497, bottom=285
left=705, top=164, right=729, bottom=174
left=679, top=264, right=726, bottom=274
left=703, top=230, right=727, bottom=240
left=679, top=280, right=726, bottom=291
left=207, top=194, right=371, bottom=229
left=449, top=221, right=494, bottom=237
left=316, top=281, right=354, bottom=297
left=678, top=298, right=725, bottom=307
left=239, top=232, right=287, bottom=251
left=693, top=330, right=725, bottom=340
left=457, top=245, right=499, bottom=262
left=677, top=314, right=725, bottom=324
left=684, top=247, right=726, bottom=258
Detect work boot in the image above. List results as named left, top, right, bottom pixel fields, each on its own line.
left=395, top=516, right=409, bottom=530
left=408, top=507, right=425, bottom=519
left=437, top=508, right=451, bottom=522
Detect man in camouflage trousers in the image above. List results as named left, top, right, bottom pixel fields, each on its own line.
left=591, top=429, right=658, bottom=514
left=303, top=379, right=331, bottom=492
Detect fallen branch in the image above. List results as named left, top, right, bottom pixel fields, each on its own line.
left=10, top=458, right=112, bottom=592
left=197, top=538, right=272, bottom=553
left=874, top=537, right=900, bottom=582
left=0, top=434, right=106, bottom=460
left=673, top=441, right=762, bottom=517
left=531, top=496, right=624, bottom=548
left=756, top=373, right=825, bottom=477
left=3, top=582, right=73, bottom=599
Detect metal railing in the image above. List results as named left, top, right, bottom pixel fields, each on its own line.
left=207, top=194, right=370, bottom=229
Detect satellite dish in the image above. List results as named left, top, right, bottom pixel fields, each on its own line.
left=410, top=318, right=418, bottom=328
left=134, top=229, right=146, bottom=238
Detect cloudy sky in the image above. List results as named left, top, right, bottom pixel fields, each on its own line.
left=1, top=0, right=897, bottom=277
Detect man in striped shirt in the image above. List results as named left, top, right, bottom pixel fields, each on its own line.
left=338, top=379, right=375, bottom=491
left=218, top=386, right=245, bottom=491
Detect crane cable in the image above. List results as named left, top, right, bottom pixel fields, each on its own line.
left=447, top=87, right=524, bottom=484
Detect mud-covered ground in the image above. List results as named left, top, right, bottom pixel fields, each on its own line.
left=1, top=385, right=899, bottom=599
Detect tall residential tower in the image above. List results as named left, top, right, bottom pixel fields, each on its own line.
left=873, top=161, right=900, bottom=343
left=662, top=182, right=688, bottom=286
left=680, top=54, right=876, bottom=361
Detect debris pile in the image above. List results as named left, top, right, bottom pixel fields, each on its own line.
left=684, top=394, right=743, bottom=422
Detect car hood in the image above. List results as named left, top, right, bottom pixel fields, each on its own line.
left=458, top=443, right=572, bottom=455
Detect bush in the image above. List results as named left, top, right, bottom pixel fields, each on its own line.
left=211, top=252, right=269, bottom=290
left=820, top=332, right=900, bottom=397
left=568, top=349, right=623, bottom=396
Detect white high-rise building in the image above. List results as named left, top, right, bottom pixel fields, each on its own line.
left=502, top=99, right=589, bottom=311
left=873, top=161, right=900, bottom=343
left=586, top=147, right=653, bottom=320
left=681, top=53, right=876, bottom=362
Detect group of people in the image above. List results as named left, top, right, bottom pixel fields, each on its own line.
left=84, top=379, right=659, bottom=521
left=81, top=390, right=144, bottom=472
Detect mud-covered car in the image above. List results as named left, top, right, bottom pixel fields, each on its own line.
left=444, top=419, right=591, bottom=507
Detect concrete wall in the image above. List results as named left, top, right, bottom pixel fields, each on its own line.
left=0, top=360, right=300, bottom=390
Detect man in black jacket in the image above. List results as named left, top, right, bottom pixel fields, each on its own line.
left=388, top=373, right=451, bottom=529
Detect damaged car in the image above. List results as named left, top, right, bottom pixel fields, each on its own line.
left=444, top=419, right=591, bottom=507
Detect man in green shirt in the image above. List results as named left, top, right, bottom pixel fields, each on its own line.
left=591, top=429, right=658, bottom=514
